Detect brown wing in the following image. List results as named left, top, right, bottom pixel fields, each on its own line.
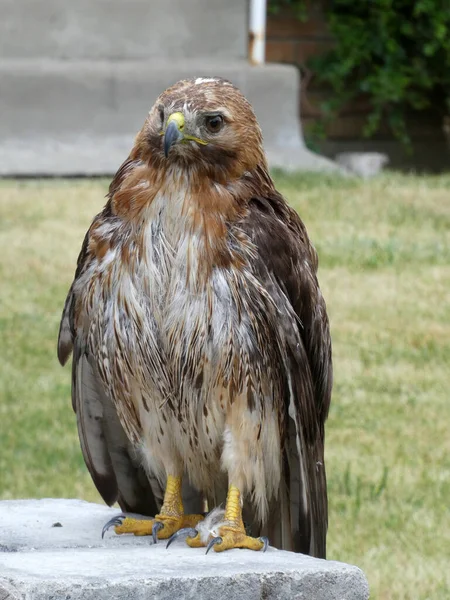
left=240, top=191, right=332, bottom=558
left=57, top=209, right=161, bottom=516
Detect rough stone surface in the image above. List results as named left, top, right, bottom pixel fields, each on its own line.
left=0, top=499, right=369, bottom=600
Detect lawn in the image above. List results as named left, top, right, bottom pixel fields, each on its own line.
left=0, top=173, right=449, bottom=599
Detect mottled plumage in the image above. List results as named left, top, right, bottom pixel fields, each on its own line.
left=58, top=77, right=332, bottom=556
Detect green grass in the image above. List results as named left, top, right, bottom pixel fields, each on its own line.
left=1, top=173, right=449, bottom=599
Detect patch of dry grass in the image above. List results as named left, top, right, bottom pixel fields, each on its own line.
left=1, top=173, right=449, bottom=599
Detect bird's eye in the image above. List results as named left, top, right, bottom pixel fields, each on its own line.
left=158, top=106, right=165, bottom=123
left=205, top=115, right=224, bottom=133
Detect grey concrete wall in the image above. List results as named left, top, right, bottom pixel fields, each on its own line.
left=0, top=0, right=247, bottom=59
left=0, top=0, right=340, bottom=174
left=0, top=60, right=299, bottom=145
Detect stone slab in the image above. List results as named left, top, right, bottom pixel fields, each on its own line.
left=0, top=59, right=340, bottom=174
left=0, top=499, right=369, bottom=600
left=335, top=152, right=388, bottom=177
left=0, top=137, right=341, bottom=176
left=322, top=139, right=450, bottom=173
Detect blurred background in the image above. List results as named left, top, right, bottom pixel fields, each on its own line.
left=267, top=0, right=450, bottom=172
left=1, top=2, right=449, bottom=599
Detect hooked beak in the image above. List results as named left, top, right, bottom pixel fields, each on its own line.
left=163, top=113, right=184, bottom=158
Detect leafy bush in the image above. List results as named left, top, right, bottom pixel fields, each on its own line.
left=270, top=1, right=450, bottom=147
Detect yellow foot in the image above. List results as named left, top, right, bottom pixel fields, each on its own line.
left=186, top=532, right=206, bottom=548
left=151, top=513, right=204, bottom=540
left=206, top=525, right=268, bottom=553
left=102, top=513, right=204, bottom=540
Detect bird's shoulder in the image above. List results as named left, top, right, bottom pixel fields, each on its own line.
left=237, top=187, right=332, bottom=423
left=57, top=200, right=118, bottom=365
left=238, top=190, right=319, bottom=297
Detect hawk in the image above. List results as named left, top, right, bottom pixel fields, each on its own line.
left=58, top=77, right=332, bottom=556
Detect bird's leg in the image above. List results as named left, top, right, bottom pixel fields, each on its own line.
left=152, top=474, right=204, bottom=539
left=108, top=475, right=204, bottom=540
left=205, top=484, right=268, bottom=553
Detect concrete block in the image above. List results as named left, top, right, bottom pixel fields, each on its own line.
left=0, top=0, right=247, bottom=60
left=0, top=59, right=341, bottom=174
left=336, top=152, right=389, bottom=177
left=0, top=499, right=369, bottom=600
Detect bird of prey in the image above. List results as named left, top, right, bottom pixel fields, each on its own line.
left=57, top=77, right=332, bottom=556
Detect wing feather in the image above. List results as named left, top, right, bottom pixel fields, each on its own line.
left=57, top=213, right=161, bottom=516
left=240, top=191, right=332, bottom=558
left=73, top=347, right=118, bottom=506
left=75, top=348, right=161, bottom=514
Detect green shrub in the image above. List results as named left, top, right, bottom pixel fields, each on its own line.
left=270, top=1, right=450, bottom=147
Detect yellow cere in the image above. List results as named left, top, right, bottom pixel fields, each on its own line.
left=167, top=112, right=185, bottom=130
left=162, top=111, right=209, bottom=146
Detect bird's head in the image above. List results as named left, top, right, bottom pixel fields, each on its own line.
left=135, top=77, right=267, bottom=181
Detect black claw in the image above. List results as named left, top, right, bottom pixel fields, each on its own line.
left=260, top=536, right=269, bottom=552
left=152, top=521, right=165, bottom=544
left=205, top=536, right=222, bottom=555
left=166, top=527, right=198, bottom=549
left=101, top=514, right=125, bottom=539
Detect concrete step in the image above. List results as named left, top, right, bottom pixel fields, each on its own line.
left=0, top=499, right=370, bottom=600
left=0, top=58, right=339, bottom=174
left=0, top=0, right=246, bottom=60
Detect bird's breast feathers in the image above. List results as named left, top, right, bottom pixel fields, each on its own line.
left=73, top=185, right=284, bottom=449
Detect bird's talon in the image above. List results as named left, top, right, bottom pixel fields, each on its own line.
left=101, top=514, right=125, bottom=539
left=260, top=536, right=269, bottom=552
left=166, top=527, right=198, bottom=549
left=152, top=521, right=165, bottom=544
left=206, top=525, right=267, bottom=552
left=205, top=536, right=223, bottom=555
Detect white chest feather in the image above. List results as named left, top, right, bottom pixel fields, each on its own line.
left=74, top=185, right=284, bottom=519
